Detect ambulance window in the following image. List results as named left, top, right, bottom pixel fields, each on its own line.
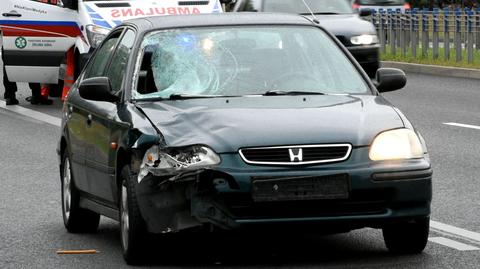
left=84, top=35, right=120, bottom=79
left=106, top=29, right=135, bottom=93
left=30, top=0, right=62, bottom=6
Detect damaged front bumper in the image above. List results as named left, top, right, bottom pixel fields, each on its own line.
left=134, top=148, right=432, bottom=234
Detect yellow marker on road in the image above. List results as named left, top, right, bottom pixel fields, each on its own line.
left=56, top=249, right=98, bottom=255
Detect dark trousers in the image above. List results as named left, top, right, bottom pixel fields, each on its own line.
left=2, top=58, right=17, bottom=99
left=2, top=48, right=41, bottom=99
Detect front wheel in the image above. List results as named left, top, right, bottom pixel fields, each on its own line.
left=61, top=150, right=100, bottom=233
left=382, top=217, right=430, bottom=254
left=119, top=165, right=148, bottom=265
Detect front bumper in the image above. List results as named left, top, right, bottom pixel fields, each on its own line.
left=347, top=45, right=380, bottom=65
left=135, top=148, right=432, bottom=234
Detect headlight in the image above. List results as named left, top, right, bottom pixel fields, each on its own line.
left=138, top=145, right=221, bottom=182
left=369, top=129, right=423, bottom=161
left=86, top=25, right=110, bottom=48
left=350, top=34, right=379, bottom=45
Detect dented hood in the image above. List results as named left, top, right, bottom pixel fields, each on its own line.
left=136, top=95, right=404, bottom=153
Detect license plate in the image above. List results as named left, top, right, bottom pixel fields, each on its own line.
left=251, top=174, right=349, bottom=202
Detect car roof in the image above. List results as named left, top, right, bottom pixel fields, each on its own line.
left=124, top=13, right=316, bottom=32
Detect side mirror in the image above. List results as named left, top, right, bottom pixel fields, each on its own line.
left=359, top=8, right=372, bottom=17
left=79, top=77, right=119, bottom=102
left=62, top=0, right=78, bottom=10
left=375, top=68, right=407, bottom=92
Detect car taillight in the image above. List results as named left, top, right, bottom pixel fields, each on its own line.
left=403, top=3, right=411, bottom=9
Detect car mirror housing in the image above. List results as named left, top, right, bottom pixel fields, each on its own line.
left=375, top=68, right=407, bottom=92
left=78, top=77, right=119, bottom=102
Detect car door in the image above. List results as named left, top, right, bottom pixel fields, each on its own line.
left=81, top=28, right=136, bottom=205
left=0, top=0, right=80, bottom=83
left=70, top=29, right=122, bottom=197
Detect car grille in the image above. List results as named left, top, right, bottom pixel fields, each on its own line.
left=239, top=144, right=352, bottom=165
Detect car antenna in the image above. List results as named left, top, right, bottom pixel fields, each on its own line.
left=301, top=0, right=320, bottom=24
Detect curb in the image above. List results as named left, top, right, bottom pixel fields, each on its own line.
left=380, top=61, right=480, bottom=80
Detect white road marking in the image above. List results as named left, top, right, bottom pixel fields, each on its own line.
left=431, top=220, right=480, bottom=243
left=443, top=122, right=480, bottom=130
left=0, top=100, right=61, bottom=127
left=429, top=237, right=480, bottom=251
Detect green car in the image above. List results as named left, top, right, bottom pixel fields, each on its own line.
left=57, top=13, right=432, bottom=264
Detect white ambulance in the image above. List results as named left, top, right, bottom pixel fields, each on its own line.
left=0, top=0, right=223, bottom=97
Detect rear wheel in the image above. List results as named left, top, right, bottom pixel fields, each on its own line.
left=119, top=165, right=148, bottom=265
left=383, top=217, right=430, bottom=254
left=61, top=150, right=100, bottom=233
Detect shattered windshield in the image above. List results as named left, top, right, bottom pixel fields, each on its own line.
left=133, top=26, right=369, bottom=100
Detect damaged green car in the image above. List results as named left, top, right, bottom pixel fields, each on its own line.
left=57, top=13, right=432, bottom=264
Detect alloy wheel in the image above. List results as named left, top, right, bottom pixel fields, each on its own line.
left=62, top=158, right=72, bottom=221
left=121, top=185, right=130, bottom=251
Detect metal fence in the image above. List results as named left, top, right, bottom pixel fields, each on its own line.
left=369, top=8, right=480, bottom=63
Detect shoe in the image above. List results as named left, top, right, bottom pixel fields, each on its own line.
left=5, top=97, right=19, bottom=105
left=28, top=96, right=53, bottom=105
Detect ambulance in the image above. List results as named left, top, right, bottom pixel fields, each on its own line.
left=0, top=0, right=224, bottom=97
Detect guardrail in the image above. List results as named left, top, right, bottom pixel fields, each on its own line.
left=369, top=8, right=480, bottom=63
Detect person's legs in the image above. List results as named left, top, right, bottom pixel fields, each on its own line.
left=2, top=58, right=19, bottom=105
left=29, top=83, right=52, bottom=105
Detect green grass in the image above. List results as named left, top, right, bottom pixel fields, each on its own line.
left=381, top=45, right=480, bottom=69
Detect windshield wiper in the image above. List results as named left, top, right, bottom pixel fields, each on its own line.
left=132, top=94, right=239, bottom=102
left=168, top=93, right=234, bottom=100
left=263, top=90, right=326, bottom=96
left=132, top=97, right=165, bottom=102
left=299, top=12, right=340, bottom=15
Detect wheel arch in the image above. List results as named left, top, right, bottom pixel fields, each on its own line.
left=115, top=147, right=131, bottom=192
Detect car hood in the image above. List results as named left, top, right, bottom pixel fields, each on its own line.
left=309, top=14, right=376, bottom=37
left=136, top=95, right=404, bottom=153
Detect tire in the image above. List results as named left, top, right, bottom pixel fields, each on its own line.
left=382, top=217, right=430, bottom=254
left=61, top=150, right=100, bottom=233
left=119, top=165, right=148, bottom=265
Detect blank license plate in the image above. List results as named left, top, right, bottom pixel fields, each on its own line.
left=251, top=174, right=349, bottom=202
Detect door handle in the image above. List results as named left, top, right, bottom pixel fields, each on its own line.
left=2, top=11, right=22, bottom=17
left=87, top=114, right=92, bottom=126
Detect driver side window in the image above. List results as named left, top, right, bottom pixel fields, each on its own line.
left=83, top=33, right=121, bottom=80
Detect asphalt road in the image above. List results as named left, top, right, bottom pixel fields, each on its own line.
left=1, top=73, right=480, bottom=268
